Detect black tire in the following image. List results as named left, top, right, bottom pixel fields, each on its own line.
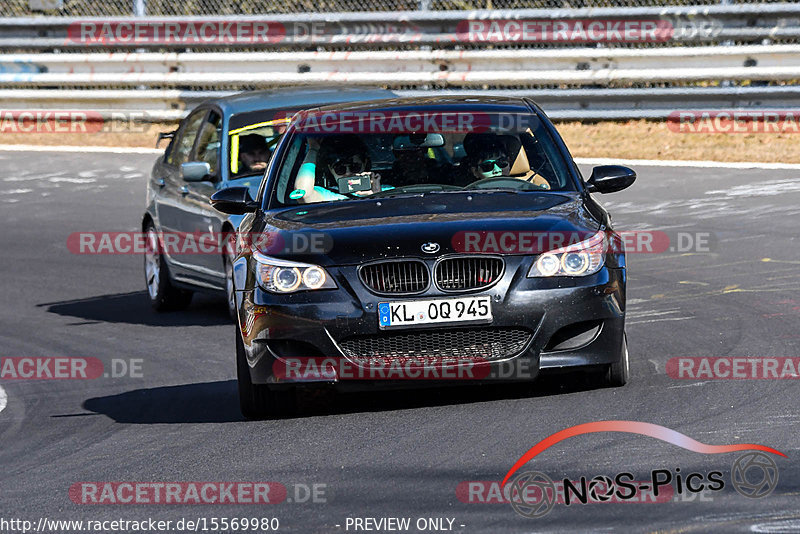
left=143, top=223, right=193, bottom=311
left=603, top=332, right=629, bottom=387
left=236, top=326, right=295, bottom=419
left=222, top=231, right=237, bottom=322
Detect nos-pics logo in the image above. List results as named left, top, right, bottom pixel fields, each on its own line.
left=502, top=421, right=783, bottom=519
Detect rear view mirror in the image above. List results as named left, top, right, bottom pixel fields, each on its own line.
left=586, top=165, right=636, bottom=194
left=392, top=133, right=445, bottom=150
left=210, top=186, right=258, bottom=215
left=181, top=161, right=212, bottom=182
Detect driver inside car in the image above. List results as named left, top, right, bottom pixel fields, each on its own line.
left=238, top=134, right=271, bottom=173
left=471, top=148, right=511, bottom=180
left=463, top=133, right=550, bottom=189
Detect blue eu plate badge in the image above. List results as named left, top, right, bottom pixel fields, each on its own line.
left=378, top=303, right=391, bottom=327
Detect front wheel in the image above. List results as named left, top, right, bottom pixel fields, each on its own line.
left=144, top=224, right=193, bottom=311
left=236, top=326, right=295, bottom=419
left=604, top=332, right=629, bottom=387
left=224, top=249, right=236, bottom=321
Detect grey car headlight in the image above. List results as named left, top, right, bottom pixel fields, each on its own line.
left=527, top=231, right=606, bottom=277
left=254, top=251, right=337, bottom=293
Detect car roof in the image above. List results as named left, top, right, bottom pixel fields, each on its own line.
left=206, top=86, right=398, bottom=115
left=307, top=95, right=534, bottom=114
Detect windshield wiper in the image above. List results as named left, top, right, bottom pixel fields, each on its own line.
left=369, top=191, right=425, bottom=199
left=425, top=188, right=519, bottom=195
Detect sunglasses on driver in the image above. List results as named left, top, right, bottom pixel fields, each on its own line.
left=478, top=157, right=510, bottom=172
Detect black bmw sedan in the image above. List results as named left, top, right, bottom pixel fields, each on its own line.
left=211, top=96, right=636, bottom=418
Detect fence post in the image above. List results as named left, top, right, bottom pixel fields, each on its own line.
left=134, top=0, right=146, bottom=17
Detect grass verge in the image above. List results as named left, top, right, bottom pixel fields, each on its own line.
left=1, top=120, right=798, bottom=163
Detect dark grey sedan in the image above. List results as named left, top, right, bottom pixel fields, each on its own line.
left=141, top=87, right=395, bottom=318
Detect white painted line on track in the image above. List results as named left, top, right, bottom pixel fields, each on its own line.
left=0, top=385, right=7, bottom=414
left=1, top=145, right=799, bottom=169
left=574, top=157, right=800, bottom=170
left=752, top=520, right=800, bottom=533
left=0, top=144, right=163, bottom=155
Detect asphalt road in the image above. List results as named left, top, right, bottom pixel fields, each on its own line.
left=0, top=150, right=798, bottom=533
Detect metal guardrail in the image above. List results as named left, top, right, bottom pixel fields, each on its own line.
left=3, top=86, right=800, bottom=122
left=1, top=4, right=800, bottom=49
left=5, top=0, right=764, bottom=18
left=0, top=45, right=795, bottom=87
left=1, top=4, right=798, bottom=122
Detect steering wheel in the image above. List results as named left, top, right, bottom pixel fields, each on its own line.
left=462, top=177, right=547, bottom=190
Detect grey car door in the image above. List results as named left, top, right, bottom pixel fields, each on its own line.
left=168, top=110, right=228, bottom=287
left=154, top=108, right=207, bottom=282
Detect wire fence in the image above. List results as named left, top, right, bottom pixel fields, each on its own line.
left=7, top=0, right=785, bottom=17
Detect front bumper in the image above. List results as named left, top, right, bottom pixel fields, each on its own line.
left=236, top=255, right=625, bottom=387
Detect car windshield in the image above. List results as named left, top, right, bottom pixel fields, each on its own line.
left=273, top=109, right=574, bottom=205
left=229, top=117, right=291, bottom=179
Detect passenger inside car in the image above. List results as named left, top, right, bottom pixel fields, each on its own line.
left=292, top=135, right=369, bottom=203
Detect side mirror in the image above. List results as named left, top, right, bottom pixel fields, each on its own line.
left=210, top=187, right=258, bottom=215
left=585, top=165, right=636, bottom=194
left=180, top=161, right=212, bottom=182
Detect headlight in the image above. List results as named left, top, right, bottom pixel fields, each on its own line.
left=254, top=252, right=337, bottom=293
left=527, top=231, right=606, bottom=277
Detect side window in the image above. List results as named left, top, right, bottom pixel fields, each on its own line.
left=167, top=111, right=205, bottom=166
left=195, top=112, right=222, bottom=179
left=521, top=130, right=565, bottom=189
left=274, top=136, right=305, bottom=204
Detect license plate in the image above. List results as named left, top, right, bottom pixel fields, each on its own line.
left=378, top=296, right=492, bottom=329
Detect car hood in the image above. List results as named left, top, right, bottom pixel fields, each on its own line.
left=259, top=192, right=600, bottom=266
